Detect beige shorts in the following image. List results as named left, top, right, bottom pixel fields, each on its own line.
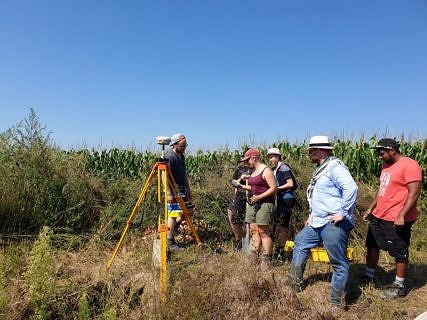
left=245, top=202, right=275, bottom=225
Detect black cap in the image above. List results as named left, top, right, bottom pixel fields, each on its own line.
left=372, top=138, right=400, bottom=151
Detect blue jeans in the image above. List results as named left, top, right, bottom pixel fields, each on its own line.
left=289, top=220, right=353, bottom=305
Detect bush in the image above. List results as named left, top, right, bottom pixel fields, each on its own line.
left=0, top=110, right=106, bottom=234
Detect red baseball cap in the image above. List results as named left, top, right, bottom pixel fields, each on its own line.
left=241, top=148, right=260, bottom=161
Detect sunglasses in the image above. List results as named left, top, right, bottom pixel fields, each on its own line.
left=376, top=149, right=390, bottom=156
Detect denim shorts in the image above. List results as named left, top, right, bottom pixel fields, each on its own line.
left=366, top=215, right=413, bottom=261
left=245, top=202, right=274, bottom=225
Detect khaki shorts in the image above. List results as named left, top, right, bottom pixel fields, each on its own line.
left=245, top=202, right=274, bottom=225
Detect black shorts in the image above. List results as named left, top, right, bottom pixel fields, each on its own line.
left=228, top=197, right=246, bottom=224
left=366, top=215, right=414, bottom=261
left=275, top=198, right=296, bottom=228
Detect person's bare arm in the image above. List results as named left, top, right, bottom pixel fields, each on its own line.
left=394, top=181, right=421, bottom=226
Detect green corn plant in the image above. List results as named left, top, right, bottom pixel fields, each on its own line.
left=75, top=136, right=427, bottom=188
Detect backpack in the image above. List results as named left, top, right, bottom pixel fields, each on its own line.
left=280, top=162, right=298, bottom=191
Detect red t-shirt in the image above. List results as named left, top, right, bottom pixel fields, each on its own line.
left=373, top=157, right=422, bottom=222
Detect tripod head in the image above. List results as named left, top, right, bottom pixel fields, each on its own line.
left=156, top=136, right=171, bottom=162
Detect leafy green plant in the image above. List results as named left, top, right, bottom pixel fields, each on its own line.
left=78, top=292, right=90, bottom=320
left=101, top=306, right=117, bottom=320
left=24, top=226, right=54, bottom=320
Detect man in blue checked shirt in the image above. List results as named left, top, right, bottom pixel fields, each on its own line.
left=287, top=136, right=358, bottom=311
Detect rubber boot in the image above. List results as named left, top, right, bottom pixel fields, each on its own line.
left=287, top=265, right=305, bottom=292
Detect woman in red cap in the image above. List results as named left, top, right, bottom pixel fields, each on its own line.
left=238, top=148, right=277, bottom=263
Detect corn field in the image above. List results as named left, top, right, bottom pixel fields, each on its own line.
left=82, top=137, right=427, bottom=189
left=1, top=110, right=426, bottom=234
left=80, top=148, right=243, bottom=185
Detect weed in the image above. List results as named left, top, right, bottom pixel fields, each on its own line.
left=24, top=226, right=54, bottom=319
left=78, top=292, right=90, bottom=320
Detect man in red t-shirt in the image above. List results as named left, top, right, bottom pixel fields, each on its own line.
left=361, top=138, right=422, bottom=298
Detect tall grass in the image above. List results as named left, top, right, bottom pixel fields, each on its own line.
left=0, top=250, right=7, bottom=320
left=0, top=110, right=426, bottom=237
left=0, top=110, right=426, bottom=319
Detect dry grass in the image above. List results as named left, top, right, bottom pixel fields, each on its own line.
left=2, top=232, right=426, bottom=320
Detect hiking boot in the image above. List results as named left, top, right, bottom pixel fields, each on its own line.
left=287, top=265, right=305, bottom=292
left=381, top=283, right=406, bottom=299
left=167, top=238, right=184, bottom=252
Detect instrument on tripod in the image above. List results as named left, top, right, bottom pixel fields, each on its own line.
left=105, top=136, right=203, bottom=303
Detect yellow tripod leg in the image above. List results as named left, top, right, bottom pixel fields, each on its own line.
left=175, top=195, right=202, bottom=247
left=105, top=165, right=157, bottom=271
left=158, top=163, right=169, bottom=303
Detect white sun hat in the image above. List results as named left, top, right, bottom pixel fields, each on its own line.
left=307, top=136, right=333, bottom=150
left=267, top=147, right=282, bottom=156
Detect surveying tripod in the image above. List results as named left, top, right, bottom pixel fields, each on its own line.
left=105, top=155, right=203, bottom=303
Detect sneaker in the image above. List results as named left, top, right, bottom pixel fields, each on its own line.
left=381, top=283, right=406, bottom=299
left=167, top=239, right=184, bottom=252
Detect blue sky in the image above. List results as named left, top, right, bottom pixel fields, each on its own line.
left=1, top=1, right=426, bottom=152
